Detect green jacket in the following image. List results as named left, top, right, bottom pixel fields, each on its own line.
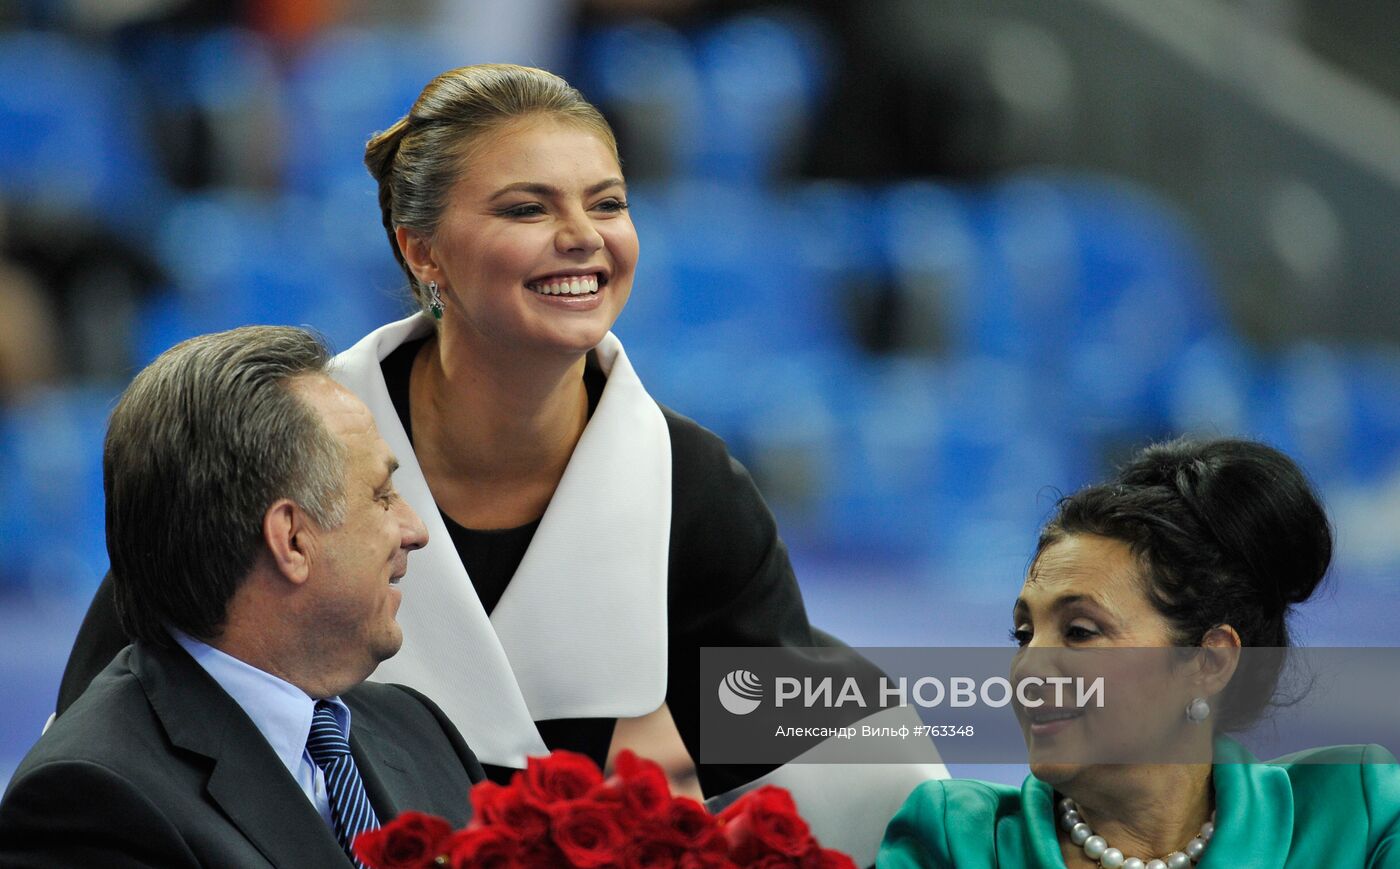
left=879, top=740, right=1400, bottom=868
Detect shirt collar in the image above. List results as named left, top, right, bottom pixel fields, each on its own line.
left=170, top=629, right=352, bottom=778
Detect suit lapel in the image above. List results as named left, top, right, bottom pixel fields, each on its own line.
left=348, top=711, right=410, bottom=823
left=133, top=642, right=354, bottom=868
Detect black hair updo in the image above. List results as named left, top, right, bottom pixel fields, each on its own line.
left=1036, top=438, right=1332, bottom=729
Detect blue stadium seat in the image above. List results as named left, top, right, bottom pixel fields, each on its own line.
left=0, top=30, right=164, bottom=228
left=0, top=386, right=115, bottom=597
left=692, top=13, right=829, bottom=182
left=154, top=192, right=299, bottom=324
left=128, top=27, right=285, bottom=188
left=783, top=181, right=886, bottom=280
left=1342, top=346, right=1400, bottom=480
left=645, top=181, right=842, bottom=351
left=576, top=21, right=704, bottom=178
left=978, top=177, right=1081, bottom=362
left=1247, top=343, right=1352, bottom=486
left=283, top=28, right=448, bottom=193
left=144, top=191, right=396, bottom=356
left=1248, top=343, right=1400, bottom=488
left=818, top=357, right=949, bottom=560
left=878, top=180, right=984, bottom=355
left=1163, top=332, right=1256, bottom=438
left=1042, top=175, right=1222, bottom=437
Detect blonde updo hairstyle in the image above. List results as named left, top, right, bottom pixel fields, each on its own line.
left=364, top=64, right=620, bottom=313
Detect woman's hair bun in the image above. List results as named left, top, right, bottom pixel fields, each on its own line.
left=364, top=117, right=410, bottom=187
left=1120, top=438, right=1331, bottom=610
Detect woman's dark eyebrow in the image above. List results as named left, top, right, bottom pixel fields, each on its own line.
left=1051, top=594, right=1092, bottom=613
left=488, top=177, right=626, bottom=200
left=1014, top=593, right=1102, bottom=620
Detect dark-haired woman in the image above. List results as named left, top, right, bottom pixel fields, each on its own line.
left=880, top=438, right=1400, bottom=868
left=56, top=63, right=936, bottom=862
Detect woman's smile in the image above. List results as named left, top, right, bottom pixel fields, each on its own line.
left=1025, top=707, right=1086, bottom=738
left=525, top=269, right=609, bottom=296
left=523, top=268, right=610, bottom=310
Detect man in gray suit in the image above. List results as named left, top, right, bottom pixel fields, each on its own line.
left=0, top=326, right=483, bottom=868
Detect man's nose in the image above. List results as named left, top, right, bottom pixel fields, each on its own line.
left=399, top=502, right=429, bottom=551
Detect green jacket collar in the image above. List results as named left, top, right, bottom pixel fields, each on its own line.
left=1014, top=737, right=1294, bottom=869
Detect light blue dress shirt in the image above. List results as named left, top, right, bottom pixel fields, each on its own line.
left=171, top=630, right=353, bottom=831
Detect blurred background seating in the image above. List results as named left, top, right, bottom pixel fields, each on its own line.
left=1, top=0, right=1397, bottom=788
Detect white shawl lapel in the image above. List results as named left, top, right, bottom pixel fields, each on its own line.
left=330, top=315, right=671, bottom=769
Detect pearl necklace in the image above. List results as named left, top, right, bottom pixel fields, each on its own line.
left=1057, top=797, right=1215, bottom=869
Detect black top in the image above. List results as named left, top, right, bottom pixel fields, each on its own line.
left=380, top=338, right=608, bottom=616
left=56, top=341, right=833, bottom=797
left=382, top=337, right=541, bottom=616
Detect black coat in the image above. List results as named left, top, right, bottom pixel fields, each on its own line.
left=1, top=641, right=483, bottom=868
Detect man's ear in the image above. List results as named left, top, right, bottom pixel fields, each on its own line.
left=1195, top=624, right=1243, bottom=697
left=396, top=226, right=443, bottom=289
left=263, top=498, right=314, bottom=586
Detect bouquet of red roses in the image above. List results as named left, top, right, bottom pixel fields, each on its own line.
left=354, top=749, right=856, bottom=868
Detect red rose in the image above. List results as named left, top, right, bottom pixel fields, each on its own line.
left=443, top=827, right=519, bottom=869
left=466, top=780, right=504, bottom=832
left=354, top=811, right=453, bottom=869
left=614, top=750, right=663, bottom=783
left=592, top=779, right=626, bottom=806
left=655, top=798, right=724, bottom=852
left=800, top=849, right=858, bottom=869
left=609, top=751, right=672, bottom=825
left=624, top=838, right=681, bottom=869
left=678, top=853, right=740, bottom=869
left=718, top=787, right=796, bottom=825
left=468, top=779, right=507, bottom=822
left=524, top=749, right=606, bottom=804
left=550, top=799, right=628, bottom=867
left=517, top=838, right=569, bottom=868
left=470, top=778, right=551, bottom=839
left=721, top=787, right=815, bottom=862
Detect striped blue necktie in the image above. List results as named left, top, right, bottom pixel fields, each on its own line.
left=306, top=701, right=380, bottom=867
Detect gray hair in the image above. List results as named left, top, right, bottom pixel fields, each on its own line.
left=105, top=325, right=346, bottom=646
left=364, top=63, right=619, bottom=311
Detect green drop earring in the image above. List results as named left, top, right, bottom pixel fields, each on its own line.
left=427, top=281, right=444, bottom=320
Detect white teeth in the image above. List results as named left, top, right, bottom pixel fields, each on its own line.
left=528, top=274, right=600, bottom=295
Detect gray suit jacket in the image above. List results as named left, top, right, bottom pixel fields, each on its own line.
left=0, top=641, right=483, bottom=868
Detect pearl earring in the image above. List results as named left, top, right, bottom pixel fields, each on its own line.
left=427, top=281, right=444, bottom=320
left=1186, top=697, right=1210, bottom=723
